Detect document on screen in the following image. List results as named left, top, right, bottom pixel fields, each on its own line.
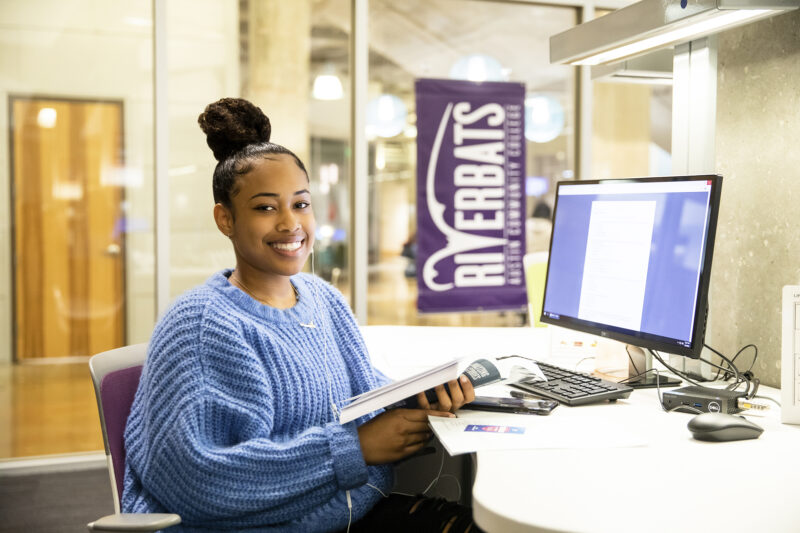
left=577, top=200, right=656, bottom=331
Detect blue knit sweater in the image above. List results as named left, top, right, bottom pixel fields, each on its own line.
left=122, top=271, right=393, bottom=532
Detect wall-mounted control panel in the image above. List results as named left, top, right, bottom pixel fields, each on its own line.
left=782, top=286, right=800, bottom=424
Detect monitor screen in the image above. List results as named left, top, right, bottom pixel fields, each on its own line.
left=540, top=175, right=722, bottom=358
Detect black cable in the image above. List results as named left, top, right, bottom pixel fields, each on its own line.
left=631, top=367, right=703, bottom=414
left=749, top=379, right=760, bottom=399
left=697, top=355, right=739, bottom=377
left=709, top=343, right=758, bottom=380
left=624, top=345, right=643, bottom=376
left=701, top=355, right=743, bottom=390
left=653, top=342, right=747, bottom=392
left=648, top=349, right=752, bottom=404
left=649, top=350, right=704, bottom=388
left=739, top=344, right=759, bottom=372
left=701, top=344, right=746, bottom=393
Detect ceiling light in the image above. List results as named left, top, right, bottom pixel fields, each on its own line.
left=449, top=54, right=506, bottom=82
left=312, top=68, right=343, bottom=100
left=524, top=94, right=565, bottom=143
left=550, top=0, right=798, bottom=66
left=366, top=94, right=407, bottom=138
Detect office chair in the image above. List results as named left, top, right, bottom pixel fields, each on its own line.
left=86, top=343, right=181, bottom=531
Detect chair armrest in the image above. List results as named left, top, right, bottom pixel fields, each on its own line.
left=86, top=513, right=181, bottom=531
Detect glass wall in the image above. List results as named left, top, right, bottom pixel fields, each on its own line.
left=365, top=0, right=578, bottom=326
left=0, top=0, right=589, bottom=458
left=0, top=0, right=356, bottom=459
left=590, top=9, right=673, bottom=180
left=166, top=0, right=353, bottom=300
left=592, top=82, right=672, bottom=179
left=0, top=1, right=155, bottom=456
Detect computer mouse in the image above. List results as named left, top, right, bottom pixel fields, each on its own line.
left=687, top=412, right=764, bottom=442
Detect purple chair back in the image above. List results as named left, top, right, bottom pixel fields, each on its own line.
left=100, top=365, right=143, bottom=505
left=89, top=343, right=148, bottom=512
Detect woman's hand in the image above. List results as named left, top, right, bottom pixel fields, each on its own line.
left=416, top=374, right=476, bottom=413
left=357, top=408, right=453, bottom=465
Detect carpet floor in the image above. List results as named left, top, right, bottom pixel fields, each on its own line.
left=0, top=467, right=115, bottom=533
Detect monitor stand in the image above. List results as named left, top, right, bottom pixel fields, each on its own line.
left=625, top=345, right=681, bottom=389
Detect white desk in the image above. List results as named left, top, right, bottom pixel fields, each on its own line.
left=361, top=326, right=800, bottom=533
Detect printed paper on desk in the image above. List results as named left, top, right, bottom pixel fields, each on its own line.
left=428, top=415, right=647, bottom=455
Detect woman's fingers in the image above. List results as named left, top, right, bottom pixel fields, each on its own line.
left=447, top=379, right=465, bottom=410
left=434, top=384, right=453, bottom=412
left=416, top=390, right=432, bottom=410
left=460, top=374, right=476, bottom=403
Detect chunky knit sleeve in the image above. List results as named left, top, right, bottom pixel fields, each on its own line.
left=313, top=278, right=392, bottom=392
left=122, top=292, right=370, bottom=527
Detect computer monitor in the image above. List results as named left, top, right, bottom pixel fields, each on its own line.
left=540, top=175, right=722, bottom=372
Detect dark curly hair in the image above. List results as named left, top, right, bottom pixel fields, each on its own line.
left=197, top=97, right=308, bottom=208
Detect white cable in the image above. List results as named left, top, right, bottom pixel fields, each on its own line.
left=422, top=447, right=446, bottom=495
left=366, top=482, right=388, bottom=498
left=346, top=490, right=352, bottom=533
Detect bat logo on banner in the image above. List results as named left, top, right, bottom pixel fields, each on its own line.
left=423, top=102, right=510, bottom=292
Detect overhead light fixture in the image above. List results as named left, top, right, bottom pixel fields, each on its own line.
left=550, top=0, right=799, bottom=66
left=524, top=94, right=565, bottom=143
left=449, top=54, right=506, bottom=82
left=365, top=94, right=407, bottom=138
left=591, top=48, right=674, bottom=85
left=312, top=65, right=344, bottom=100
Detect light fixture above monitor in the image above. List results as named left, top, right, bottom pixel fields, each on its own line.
left=550, top=0, right=799, bottom=66
left=591, top=48, right=674, bottom=85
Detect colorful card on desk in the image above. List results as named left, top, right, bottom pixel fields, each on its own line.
left=429, top=414, right=647, bottom=455
left=465, top=424, right=525, bottom=434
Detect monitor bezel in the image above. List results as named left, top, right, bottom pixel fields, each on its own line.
left=539, top=174, right=722, bottom=359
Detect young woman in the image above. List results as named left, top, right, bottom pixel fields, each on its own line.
left=122, top=97, right=478, bottom=532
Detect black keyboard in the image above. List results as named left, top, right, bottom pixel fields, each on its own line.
left=511, top=361, right=633, bottom=406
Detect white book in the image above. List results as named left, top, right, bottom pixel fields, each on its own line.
left=338, top=359, right=461, bottom=424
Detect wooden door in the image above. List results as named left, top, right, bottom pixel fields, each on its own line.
left=11, top=97, right=125, bottom=360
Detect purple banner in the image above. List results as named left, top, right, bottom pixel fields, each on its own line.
left=415, top=78, right=526, bottom=313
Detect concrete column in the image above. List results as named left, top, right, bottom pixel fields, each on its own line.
left=713, top=11, right=800, bottom=387
left=244, top=0, right=312, bottom=164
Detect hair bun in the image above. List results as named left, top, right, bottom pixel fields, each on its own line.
left=197, top=98, right=271, bottom=161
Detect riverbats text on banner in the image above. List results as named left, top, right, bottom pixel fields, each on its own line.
left=415, top=78, right=527, bottom=313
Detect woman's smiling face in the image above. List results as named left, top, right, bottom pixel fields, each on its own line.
left=224, top=154, right=315, bottom=279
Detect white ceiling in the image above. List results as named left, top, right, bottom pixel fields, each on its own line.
left=309, top=0, right=583, bottom=139
left=313, top=0, right=579, bottom=89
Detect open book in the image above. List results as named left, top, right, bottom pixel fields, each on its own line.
left=338, top=359, right=461, bottom=424
left=337, top=356, right=545, bottom=424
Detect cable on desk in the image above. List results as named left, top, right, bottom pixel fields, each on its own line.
left=710, top=343, right=758, bottom=381
left=649, top=348, right=755, bottom=396
left=751, top=395, right=781, bottom=408
left=619, top=367, right=690, bottom=413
